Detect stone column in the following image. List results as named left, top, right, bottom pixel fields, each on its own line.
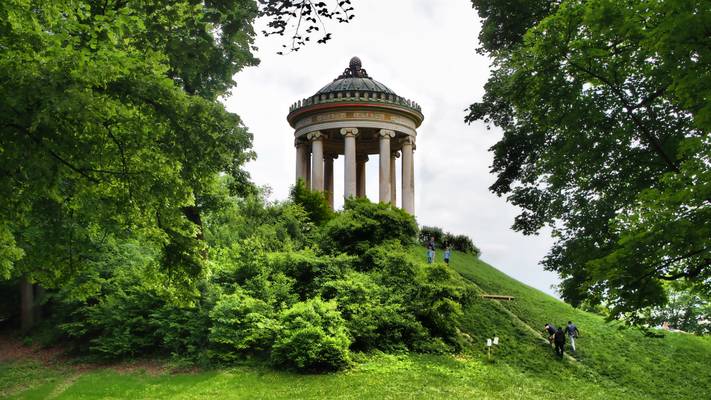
left=401, top=136, right=415, bottom=214
left=295, top=141, right=307, bottom=184
left=378, top=129, right=395, bottom=203
left=356, top=155, right=368, bottom=198
left=341, top=128, right=359, bottom=199
left=324, top=155, right=335, bottom=208
left=308, top=131, right=324, bottom=192
left=390, top=151, right=399, bottom=206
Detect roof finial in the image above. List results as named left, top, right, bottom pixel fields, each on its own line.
left=349, top=56, right=362, bottom=72
left=336, top=56, right=369, bottom=79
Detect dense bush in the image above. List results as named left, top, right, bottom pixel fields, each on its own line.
left=271, top=298, right=351, bottom=371
left=20, top=189, right=475, bottom=372
left=321, top=198, right=418, bottom=255
left=415, top=264, right=471, bottom=345
left=419, top=226, right=480, bottom=256
left=268, top=250, right=354, bottom=301
left=290, top=179, right=334, bottom=226
left=365, top=242, right=474, bottom=351
left=320, top=271, right=427, bottom=351
left=419, top=226, right=444, bottom=245
left=209, top=290, right=277, bottom=360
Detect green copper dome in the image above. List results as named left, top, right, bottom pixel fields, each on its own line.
left=315, top=77, right=396, bottom=96
left=287, top=56, right=423, bottom=119
left=314, top=56, right=396, bottom=96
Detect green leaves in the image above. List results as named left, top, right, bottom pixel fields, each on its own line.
left=0, top=0, right=258, bottom=286
left=469, top=0, right=710, bottom=321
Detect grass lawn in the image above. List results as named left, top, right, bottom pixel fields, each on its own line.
left=447, top=250, right=711, bottom=400
left=0, top=353, right=655, bottom=400
left=1, top=249, right=709, bottom=399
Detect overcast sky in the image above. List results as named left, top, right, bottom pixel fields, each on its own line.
left=225, top=0, right=560, bottom=296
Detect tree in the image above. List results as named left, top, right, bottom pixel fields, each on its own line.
left=0, top=0, right=360, bottom=329
left=467, top=0, right=710, bottom=322
left=259, top=0, right=356, bottom=54
left=648, top=284, right=710, bottom=335
left=289, top=179, right=333, bottom=225
left=0, top=0, right=260, bottom=328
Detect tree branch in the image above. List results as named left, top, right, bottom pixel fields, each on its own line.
left=6, top=123, right=101, bottom=183
left=566, top=60, right=680, bottom=173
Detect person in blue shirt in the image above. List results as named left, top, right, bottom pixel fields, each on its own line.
left=443, top=245, right=451, bottom=265
left=426, top=236, right=436, bottom=263
left=566, top=321, right=579, bottom=352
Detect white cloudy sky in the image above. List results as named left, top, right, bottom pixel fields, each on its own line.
left=224, top=0, right=560, bottom=296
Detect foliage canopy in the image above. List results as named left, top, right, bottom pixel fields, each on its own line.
left=468, top=0, right=710, bottom=322
left=0, top=0, right=259, bottom=286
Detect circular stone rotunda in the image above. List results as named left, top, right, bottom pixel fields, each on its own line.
left=287, top=57, right=423, bottom=214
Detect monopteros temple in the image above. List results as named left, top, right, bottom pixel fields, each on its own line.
left=287, top=57, right=424, bottom=215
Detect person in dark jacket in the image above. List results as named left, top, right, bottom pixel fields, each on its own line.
left=544, top=323, right=556, bottom=345
left=554, top=326, right=566, bottom=358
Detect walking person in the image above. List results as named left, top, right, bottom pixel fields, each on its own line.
left=566, top=321, right=579, bottom=352
left=426, top=236, right=436, bottom=264
left=443, top=244, right=451, bottom=265
left=554, top=326, right=566, bottom=358
left=544, top=323, right=556, bottom=346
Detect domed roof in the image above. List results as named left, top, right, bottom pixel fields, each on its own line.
left=315, top=56, right=396, bottom=96
left=287, top=56, right=423, bottom=122
left=315, top=77, right=395, bottom=96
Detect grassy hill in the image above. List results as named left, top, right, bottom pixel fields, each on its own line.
left=2, top=250, right=710, bottom=399
left=448, top=250, right=711, bottom=400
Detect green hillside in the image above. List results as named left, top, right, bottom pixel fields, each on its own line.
left=2, top=250, right=710, bottom=399
left=448, top=250, right=711, bottom=400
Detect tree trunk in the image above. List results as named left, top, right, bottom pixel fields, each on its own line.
left=182, top=205, right=207, bottom=258
left=20, top=277, right=34, bottom=332
left=33, top=284, right=45, bottom=323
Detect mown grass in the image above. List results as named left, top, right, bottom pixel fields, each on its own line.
left=1, top=250, right=709, bottom=399
left=446, top=250, right=711, bottom=400
left=1, top=353, right=656, bottom=400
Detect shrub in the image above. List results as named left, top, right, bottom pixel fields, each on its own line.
left=208, top=290, right=277, bottom=361
left=360, top=242, right=473, bottom=351
left=321, top=198, right=418, bottom=255
left=151, top=286, right=213, bottom=361
left=211, top=239, right=301, bottom=308
left=419, top=226, right=480, bottom=256
left=205, top=191, right=316, bottom=252
left=271, top=298, right=351, bottom=372
left=321, top=271, right=427, bottom=351
left=59, top=285, right=165, bottom=358
left=419, top=226, right=444, bottom=246
left=290, top=179, right=333, bottom=225
left=413, top=263, right=473, bottom=347
left=447, top=234, right=480, bottom=256
left=268, top=250, right=354, bottom=301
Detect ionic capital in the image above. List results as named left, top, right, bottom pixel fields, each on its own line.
left=401, top=135, right=416, bottom=147
left=379, top=129, right=396, bottom=138
left=356, top=154, right=369, bottom=162
left=340, top=127, right=359, bottom=137
left=307, top=131, right=324, bottom=141
left=391, top=151, right=401, bottom=159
